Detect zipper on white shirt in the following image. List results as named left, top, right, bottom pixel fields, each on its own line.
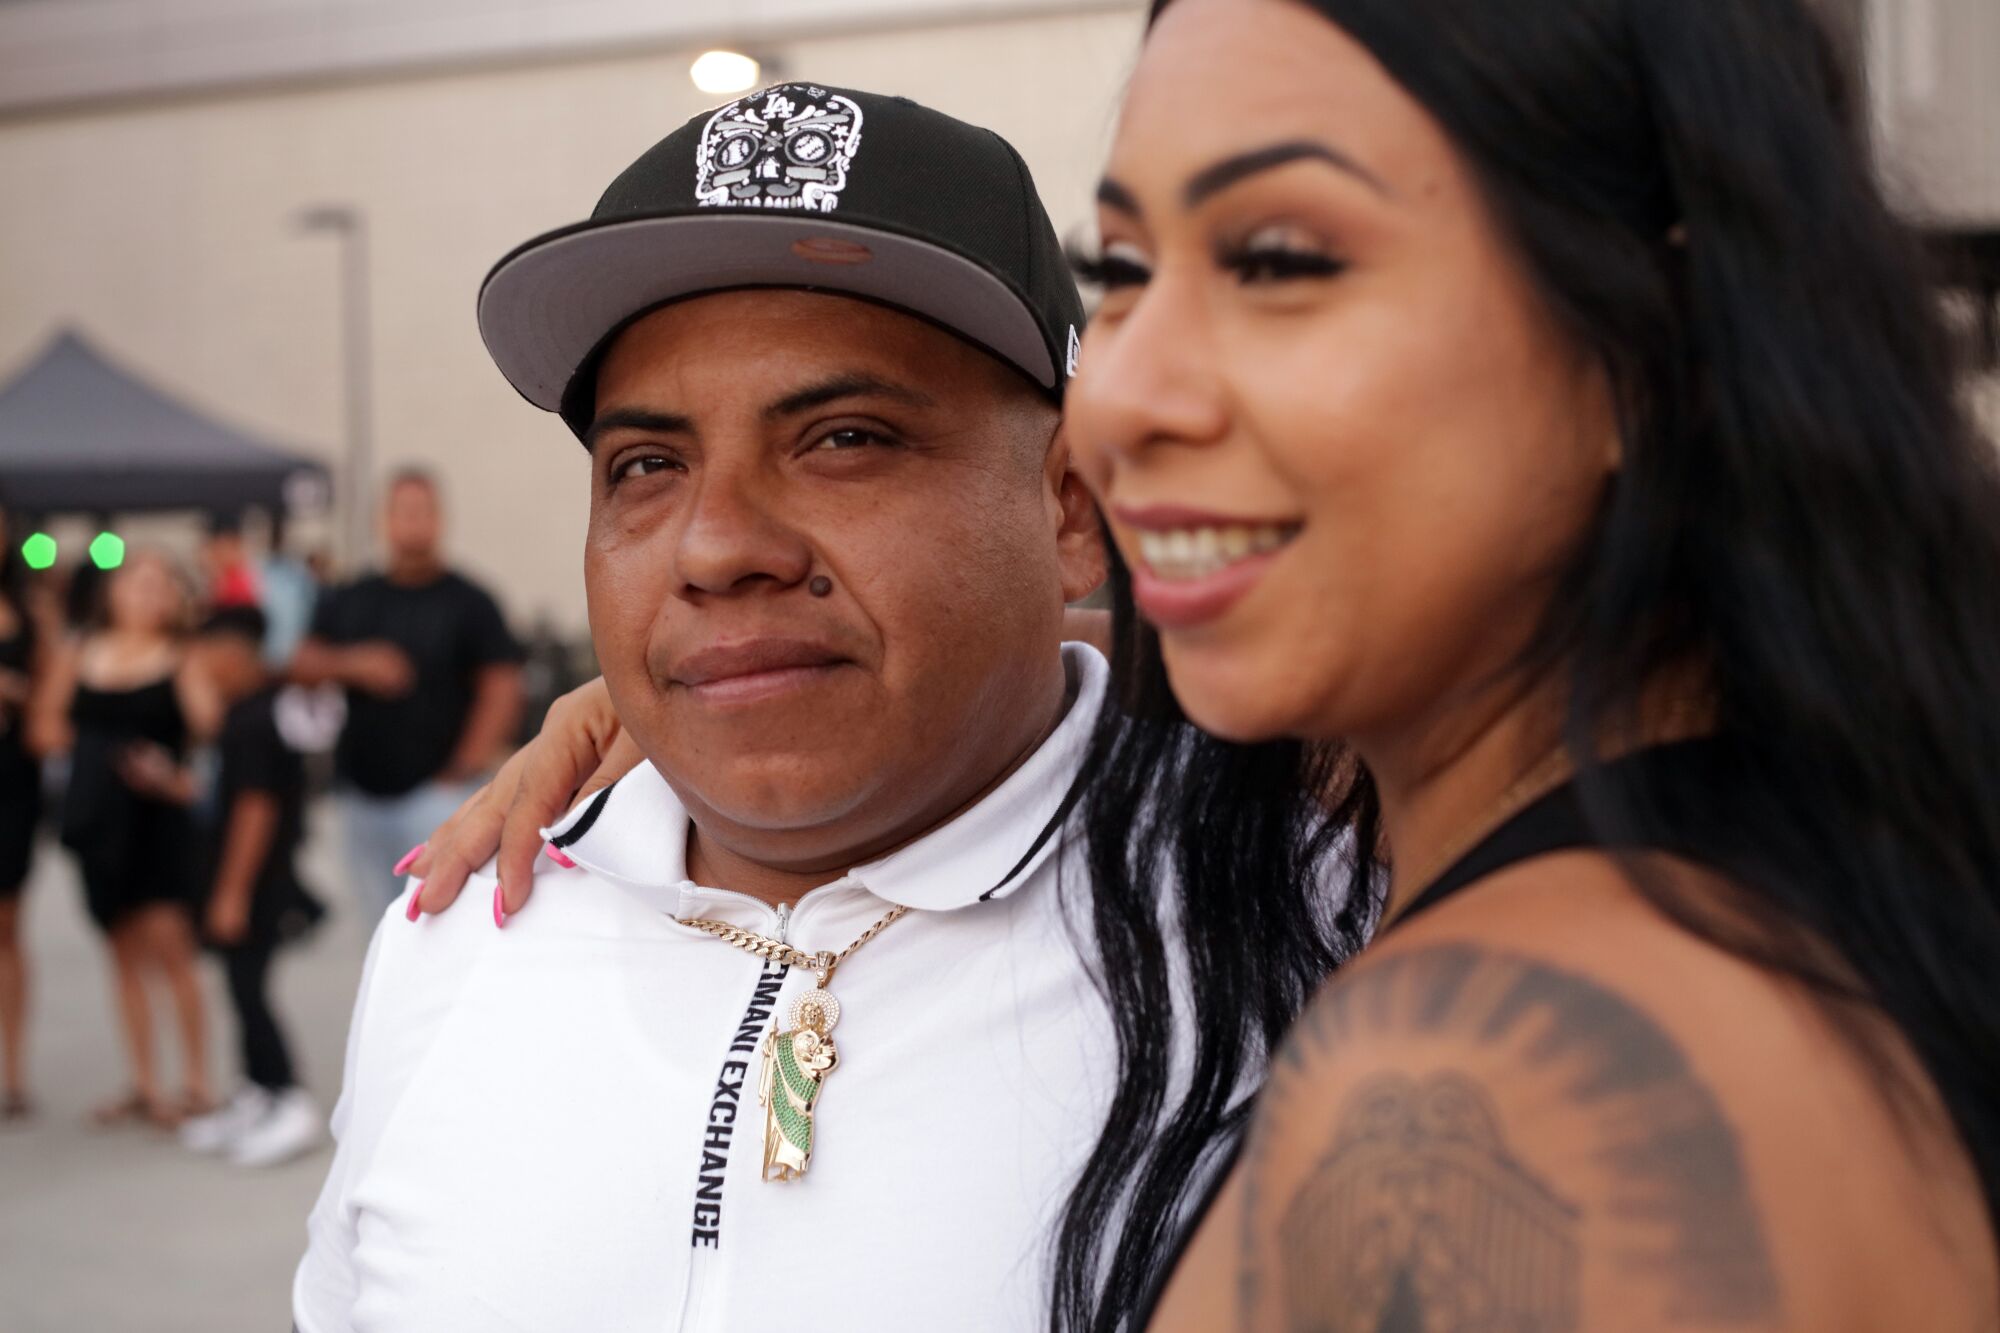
left=672, top=885, right=814, bottom=941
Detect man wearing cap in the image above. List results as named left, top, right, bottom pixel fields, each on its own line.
left=294, top=85, right=1112, bottom=1332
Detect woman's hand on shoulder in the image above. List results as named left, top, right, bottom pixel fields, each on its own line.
left=407, top=676, right=642, bottom=920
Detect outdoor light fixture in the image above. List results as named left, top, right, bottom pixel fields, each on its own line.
left=88, top=531, right=125, bottom=571
left=20, top=533, right=56, bottom=571
left=690, top=50, right=761, bottom=95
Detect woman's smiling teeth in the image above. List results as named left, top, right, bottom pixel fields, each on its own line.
left=1134, top=524, right=1298, bottom=581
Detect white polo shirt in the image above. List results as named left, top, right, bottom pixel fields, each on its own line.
left=294, top=645, right=1118, bottom=1333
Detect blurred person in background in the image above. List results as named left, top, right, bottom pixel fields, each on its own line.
left=291, top=469, right=523, bottom=912
left=199, top=512, right=260, bottom=610
left=179, top=605, right=326, bottom=1167
left=261, top=517, right=348, bottom=764
left=257, top=515, right=320, bottom=670
left=0, top=498, right=55, bottom=1121
left=31, top=549, right=221, bottom=1128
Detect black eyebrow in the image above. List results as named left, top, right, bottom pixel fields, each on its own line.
left=583, top=407, right=694, bottom=453
left=1184, top=139, right=1389, bottom=208
left=764, top=373, right=935, bottom=421
left=1096, top=177, right=1142, bottom=216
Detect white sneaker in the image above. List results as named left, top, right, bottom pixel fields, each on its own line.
left=226, top=1089, right=324, bottom=1167
left=180, top=1086, right=272, bottom=1154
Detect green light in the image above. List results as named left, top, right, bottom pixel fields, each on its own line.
left=20, top=533, right=57, bottom=571
left=88, top=531, right=125, bottom=571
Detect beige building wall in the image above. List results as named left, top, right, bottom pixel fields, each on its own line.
left=0, top=6, right=1147, bottom=633
left=1868, top=0, right=2000, bottom=224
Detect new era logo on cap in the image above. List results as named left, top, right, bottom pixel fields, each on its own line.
left=477, top=82, right=1087, bottom=440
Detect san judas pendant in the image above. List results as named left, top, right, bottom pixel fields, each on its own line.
left=758, top=984, right=841, bottom=1181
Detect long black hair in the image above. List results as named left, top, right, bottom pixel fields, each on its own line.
left=1049, top=558, right=1374, bottom=1332
left=1050, top=0, right=2000, bottom=1327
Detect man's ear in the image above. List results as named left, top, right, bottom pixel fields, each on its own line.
left=1045, top=420, right=1108, bottom=605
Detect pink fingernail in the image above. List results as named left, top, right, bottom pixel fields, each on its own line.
left=405, top=883, right=425, bottom=922
left=545, top=843, right=576, bottom=869
left=394, top=844, right=426, bottom=876
left=492, top=883, right=508, bottom=929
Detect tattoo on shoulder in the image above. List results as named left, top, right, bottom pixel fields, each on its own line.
left=1242, top=945, right=1780, bottom=1332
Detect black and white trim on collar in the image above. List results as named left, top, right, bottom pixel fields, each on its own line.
left=541, top=644, right=1109, bottom=913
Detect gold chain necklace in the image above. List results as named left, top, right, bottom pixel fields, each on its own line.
left=674, top=903, right=908, bottom=1182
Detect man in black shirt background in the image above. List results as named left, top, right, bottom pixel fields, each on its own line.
left=292, top=469, right=523, bottom=913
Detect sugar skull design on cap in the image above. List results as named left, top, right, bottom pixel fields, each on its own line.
left=695, top=84, right=866, bottom=213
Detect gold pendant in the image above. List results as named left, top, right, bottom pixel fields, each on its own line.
left=758, top=984, right=841, bottom=1181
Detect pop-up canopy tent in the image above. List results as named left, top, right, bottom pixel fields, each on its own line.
left=0, top=330, right=330, bottom=515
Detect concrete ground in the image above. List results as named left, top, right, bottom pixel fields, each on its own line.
left=0, top=801, right=384, bottom=1332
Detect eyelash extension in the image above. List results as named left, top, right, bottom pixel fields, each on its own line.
left=1070, top=251, right=1152, bottom=291
left=1072, top=247, right=1342, bottom=291
left=1219, top=245, right=1345, bottom=284
left=1072, top=244, right=1336, bottom=296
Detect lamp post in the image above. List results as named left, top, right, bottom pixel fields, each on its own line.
left=296, top=204, right=374, bottom=569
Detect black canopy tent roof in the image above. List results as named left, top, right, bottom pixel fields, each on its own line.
left=0, top=330, right=330, bottom=516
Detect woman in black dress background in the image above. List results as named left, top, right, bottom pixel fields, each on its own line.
left=32, top=548, right=221, bottom=1127
left=0, top=501, right=54, bottom=1121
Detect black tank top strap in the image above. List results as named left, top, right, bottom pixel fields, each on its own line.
left=1391, top=779, right=1596, bottom=929
left=1389, top=737, right=1728, bottom=933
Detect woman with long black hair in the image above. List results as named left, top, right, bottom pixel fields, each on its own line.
left=402, top=0, right=2000, bottom=1325
left=1063, top=0, right=2000, bottom=1326
left=33, top=549, right=222, bottom=1127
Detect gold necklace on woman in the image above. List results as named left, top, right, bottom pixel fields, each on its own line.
left=673, top=903, right=908, bottom=1182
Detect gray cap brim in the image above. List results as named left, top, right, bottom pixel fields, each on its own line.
left=478, top=212, right=1058, bottom=416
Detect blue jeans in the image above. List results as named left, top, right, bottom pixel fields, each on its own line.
left=338, top=780, right=479, bottom=917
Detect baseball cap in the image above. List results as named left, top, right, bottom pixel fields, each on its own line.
left=478, top=83, right=1087, bottom=440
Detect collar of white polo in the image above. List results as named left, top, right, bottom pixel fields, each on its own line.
left=539, top=643, right=1107, bottom=913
